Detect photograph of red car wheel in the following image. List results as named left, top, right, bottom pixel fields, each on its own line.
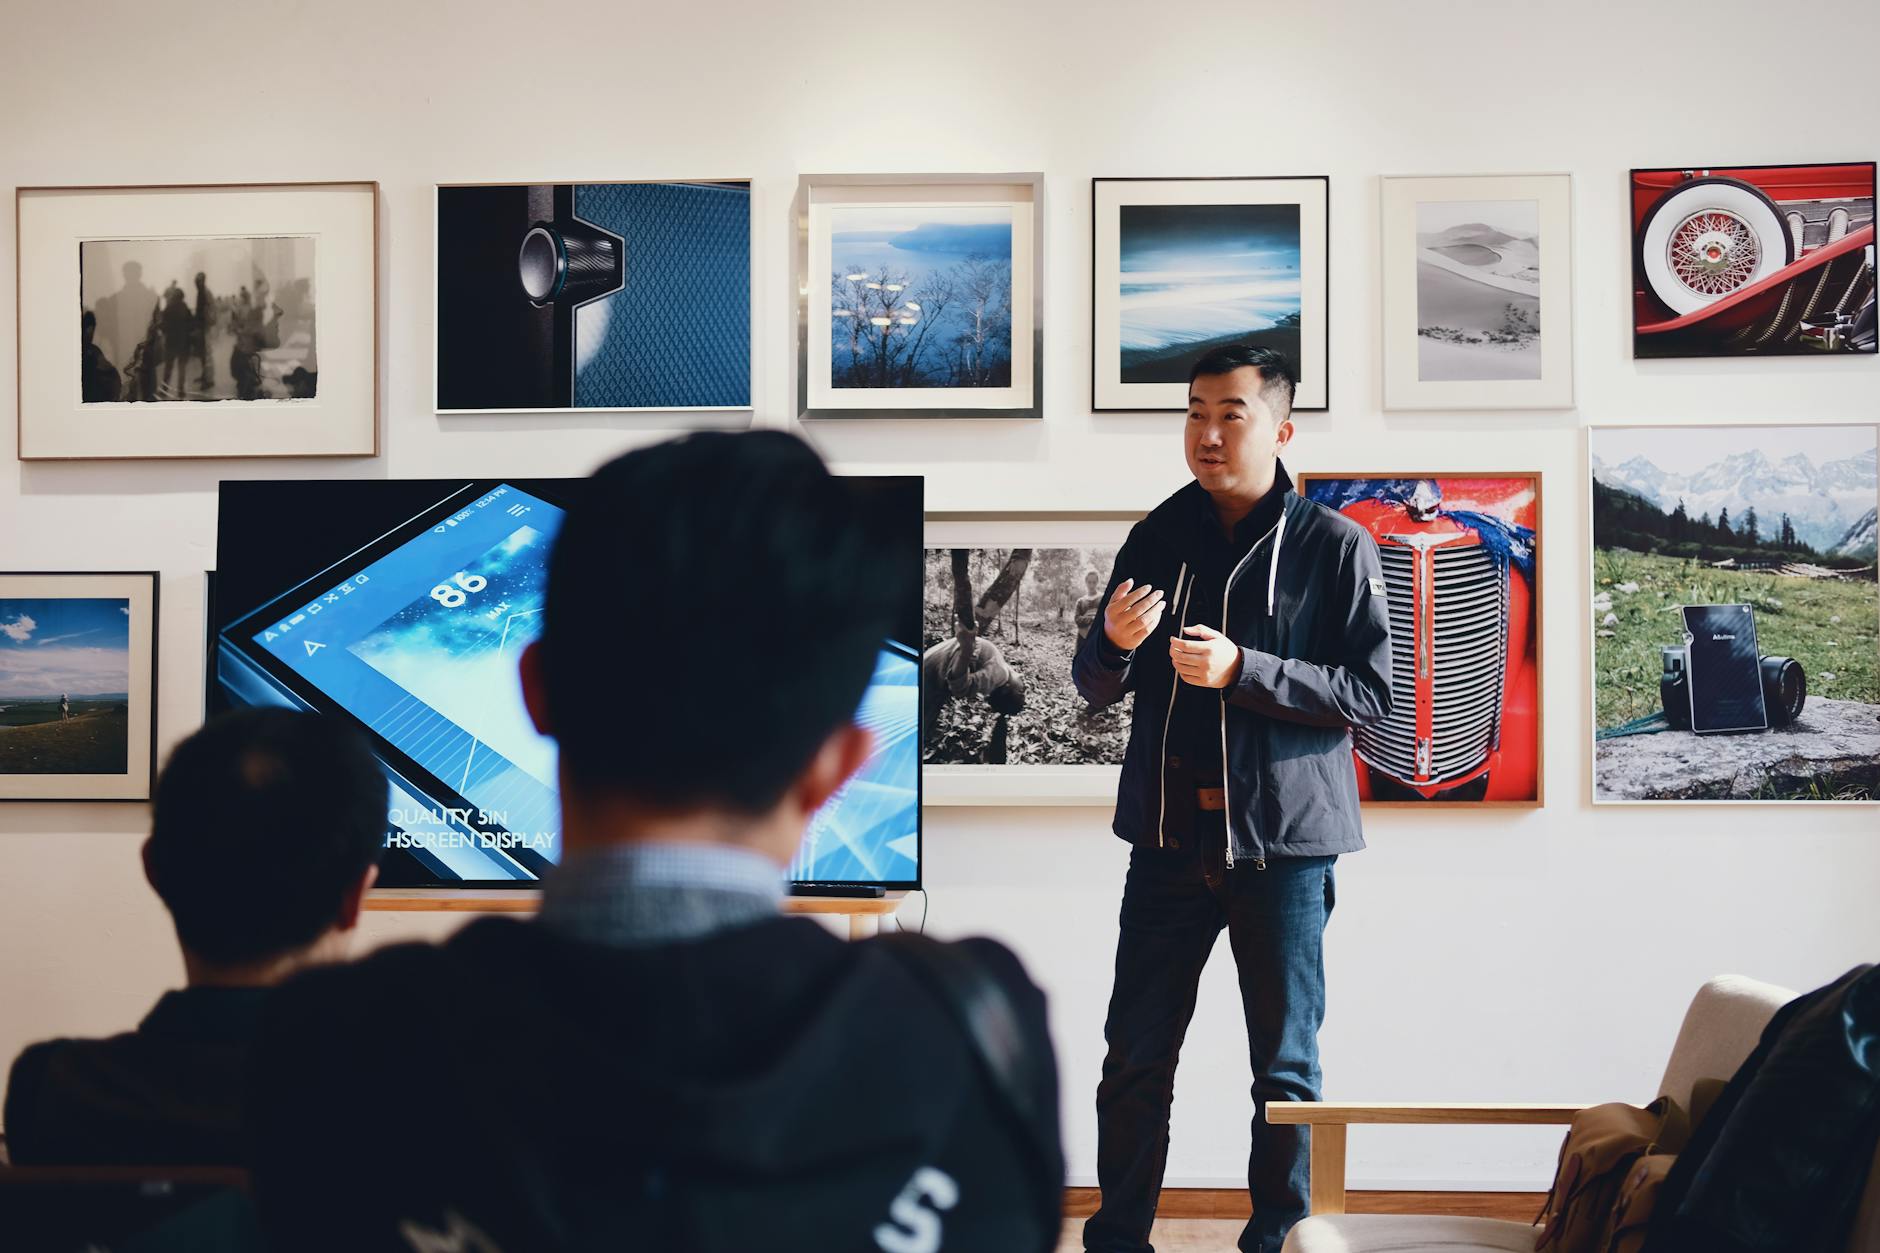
left=1631, top=162, right=1876, bottom=358
left=1299, top=475, right=1541, bottom=807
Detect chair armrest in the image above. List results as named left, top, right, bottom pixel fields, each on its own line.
left=1268, top=1104, right=1585, bottom=1218
left=1266, top=1102, right=1589, bottom=1126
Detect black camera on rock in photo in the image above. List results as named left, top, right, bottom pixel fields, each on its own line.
left=1660, top=646, right=1807, bottom=730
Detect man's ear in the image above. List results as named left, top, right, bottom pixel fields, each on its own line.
left=141, top=836, right=160, bottom=896
left=519, top=640, right=553, bottom=736
left=794, top=723, right=874, bottom=820
left=333, top=863, right=380, bottom=934
left=1274, top=416, right=1296, bottom=453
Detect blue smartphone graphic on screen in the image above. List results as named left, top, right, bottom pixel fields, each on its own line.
left=215, top=480, right=921, bottom=890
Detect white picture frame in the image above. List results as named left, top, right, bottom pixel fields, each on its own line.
left=795, top=174, right=1043, bottom=420
left=432, top=179, right=754, bottom=414
left=17, top=182, right=379, bottom=460
left=1380, top=173, right=1574, bottom=411
left=1586, top=421, right=1879, bottom=805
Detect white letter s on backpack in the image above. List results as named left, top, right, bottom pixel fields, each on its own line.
left=873, top=1166, right=961, bottom=1253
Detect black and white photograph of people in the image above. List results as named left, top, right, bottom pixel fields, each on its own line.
left=80, top=237, right=318, bottom=403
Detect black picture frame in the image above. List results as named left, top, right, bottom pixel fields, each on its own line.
left=1091, top=175, right=1331, bottom=413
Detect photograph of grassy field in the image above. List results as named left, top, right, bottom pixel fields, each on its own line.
left=0, top=597, right=132, bottom=778
left=1591, top=424, right=1879, bottom=802
left=0, top=700, right=130, bottom=775
left=1592, top=550, right=1877, bottom=729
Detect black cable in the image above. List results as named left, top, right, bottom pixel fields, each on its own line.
left=891, top=889, right=929, bottom=936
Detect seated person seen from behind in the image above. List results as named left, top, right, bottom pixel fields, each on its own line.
left=246, top=431, right=1065, bottom=1253
left=3, top=709, right=384, bottom=1165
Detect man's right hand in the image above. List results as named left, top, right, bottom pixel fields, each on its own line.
left=1103, top=579, right=1165, bottom=653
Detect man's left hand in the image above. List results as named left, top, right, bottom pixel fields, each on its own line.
left=1170, top=625, right=1242, bottom=689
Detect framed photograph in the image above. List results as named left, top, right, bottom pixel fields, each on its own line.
left=17, top=182, right=378, bottom=460
left=0, top=572, right=159, bottom=801
left=1297, top=473, right=1543, bottom=807
left=923, top=512, right=1141, bottom=804
left=435, top=180, right=752, bottom=412
left=1589, top=423, right=1879, bottom=803
left=1629, top=162, right=1876, bottom=358
left=795, top=173, right=1042, bottom=420
left=1380, top=174, right=1574, bottom=410
left=1092, top=176, right=1328, bottom=412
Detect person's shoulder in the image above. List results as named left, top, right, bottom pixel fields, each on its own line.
left=8, top=1025, right=144, bottom=1088
left=946, top=936, right=1041, bottom=991
left=3, top=1026, right=144, bottom=1156
left=5, top=1036, right=62, bottom=1120
left=1138, top=482, right=1205, bottom=538
left=872, top=934, right=1050, bottom=1031
left=268, top=923, right=516, bottom=1028
left=1290, top=492, right=1369, bottom=546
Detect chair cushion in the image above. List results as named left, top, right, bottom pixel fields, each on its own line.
left=1282, top=1214, right=1538, bottom=1252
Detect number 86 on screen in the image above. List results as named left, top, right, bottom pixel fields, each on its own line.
left=429, top=571, right=489, bottom=608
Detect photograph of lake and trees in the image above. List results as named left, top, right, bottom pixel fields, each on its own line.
left=829, top=205, right=1013, bottom=389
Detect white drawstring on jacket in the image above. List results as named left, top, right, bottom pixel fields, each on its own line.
left=1266, top=509, right=1287, bottom=617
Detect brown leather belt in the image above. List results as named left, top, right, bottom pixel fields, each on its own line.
left=1196, top=787, right=1226, bottom=812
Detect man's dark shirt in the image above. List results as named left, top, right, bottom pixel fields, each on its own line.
left=247, top=902, right=1063, bottom=1251
left=4, top=986, right=269, bottom=1166
left=1166, top=485, right=1289, bottom=787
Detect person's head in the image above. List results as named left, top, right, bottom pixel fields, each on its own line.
left=986, top=677, right=1026, bottom=717
left=1184, top=344, right=1296, bottom=500
left=1084, top=570, right=1100, bottom=593
left=194, top=271, right=206, bottom=287
left=521, top=431, right=903, bottom=865
left=82, top=310, right=96, bottom=344
left=122, top=260, right=142, bottom=284
left=143, top=709, right=385, bottom=984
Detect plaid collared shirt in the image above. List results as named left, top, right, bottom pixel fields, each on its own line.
left=536, top=841, right=786, bottom=948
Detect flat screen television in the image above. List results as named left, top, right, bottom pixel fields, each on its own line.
left=211, top=476, right=922, bottom=891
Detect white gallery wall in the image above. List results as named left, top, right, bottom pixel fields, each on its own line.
left=2, top=0, right=1877, bottom=1190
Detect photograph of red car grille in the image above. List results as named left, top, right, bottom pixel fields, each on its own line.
left=1630, top=162, right=1876, bottom=358
left=1301, top=475, right=1541, bottom=806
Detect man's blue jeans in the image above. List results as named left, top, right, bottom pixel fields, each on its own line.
left=1084, top=816, right=1336, bottom=1253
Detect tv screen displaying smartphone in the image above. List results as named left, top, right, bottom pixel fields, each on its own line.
left=212, top=476, right=921, bottom=890
left=1681, top=603, right=1768, bottom=735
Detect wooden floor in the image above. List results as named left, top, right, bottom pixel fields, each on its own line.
left=1056, top=1190, right=1542, bottom=1251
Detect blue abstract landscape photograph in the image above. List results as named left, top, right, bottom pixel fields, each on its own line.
left=829, top=205, right=1013, bottom=389
left=1118, top=202, right=1301, bottom=383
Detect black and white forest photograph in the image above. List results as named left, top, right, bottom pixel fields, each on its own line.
left=923, top=547, right=1133, bottom=766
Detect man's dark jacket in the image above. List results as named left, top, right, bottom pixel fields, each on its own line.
left=246, top=916, right=1063, bottom=1253
left=3, top=986, right=268, bottom=1165
left=1072, top=462, right=1394, bottom=863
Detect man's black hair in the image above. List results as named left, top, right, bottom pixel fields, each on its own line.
left=1188, top=343, right=1297, bottom=423
left=146, top=709, right=385, bottom=966
left=541, top=430, right=903, bottom=813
